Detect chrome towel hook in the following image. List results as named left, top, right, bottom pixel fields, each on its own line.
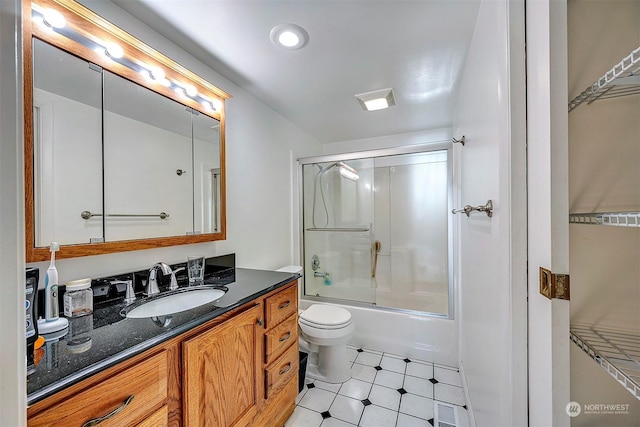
left=452, top=200, right=493, bottom=218
left=452, top=135, right=465, bottom=146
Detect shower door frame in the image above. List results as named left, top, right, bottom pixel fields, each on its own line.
left=298, top=141, right=455, bottom=319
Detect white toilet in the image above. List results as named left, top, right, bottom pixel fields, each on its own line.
left=298, top=304, right=355, bottom=384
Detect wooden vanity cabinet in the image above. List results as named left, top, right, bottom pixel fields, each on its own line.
left=181, top=280, right=299, bottom=427
left=27, top=279, right=299, bottom=427
left=182, top=304, right=262, bottom=427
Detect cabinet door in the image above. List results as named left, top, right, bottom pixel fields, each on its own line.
left=183, top=304, right=261, bottom=427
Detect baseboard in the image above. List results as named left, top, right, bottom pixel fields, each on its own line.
left=458, top=359, right=477, bottom=427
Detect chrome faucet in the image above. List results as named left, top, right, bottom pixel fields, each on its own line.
left=147, top=262, right=173, bottom=296
left=169, top=267, right=185, bottom=291
left=111, top=279, right=136, bottom=304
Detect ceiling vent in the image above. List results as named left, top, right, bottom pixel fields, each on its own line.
left=355, top=88, right=396, bottom=111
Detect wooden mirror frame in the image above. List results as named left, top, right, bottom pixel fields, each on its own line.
left=24, top=0, right=231, bottom=262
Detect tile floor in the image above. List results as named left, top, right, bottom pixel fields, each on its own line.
left=285, top=346, right=470, bottom=427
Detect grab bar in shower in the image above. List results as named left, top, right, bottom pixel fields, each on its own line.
left=81, top=210, right=170, bottom=219
left=451, top=200, right=493, bottom=218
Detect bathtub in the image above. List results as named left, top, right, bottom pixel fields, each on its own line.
left=299, top=298, right=458, bottom=366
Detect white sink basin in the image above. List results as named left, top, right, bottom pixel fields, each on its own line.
left=125, top=288, right=226, bottom=319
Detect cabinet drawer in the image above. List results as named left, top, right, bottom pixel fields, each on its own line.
left=135, top=405, right=168, bottom=427
left=29, top=350, right=168, bottom=427
left=264, top=284, right=297, bottom=329
left=265, top=343, right=298, bottom=399
left=265, top=314, right=298, bottom=365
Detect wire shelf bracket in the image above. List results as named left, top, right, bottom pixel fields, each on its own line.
left=569, top=46, right=640, bottom=112
left=570, top=325, right=640, bottom=400
left=569, top=212, right=640, bottom=227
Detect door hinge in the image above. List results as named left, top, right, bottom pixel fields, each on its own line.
left=539, top=267, right=570, bottom=300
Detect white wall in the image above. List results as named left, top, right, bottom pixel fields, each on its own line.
left=322, top=127, right=451, bottom=155
left=453, top=0, right=527, bottom=426
left=0, top=0, right=26, bottom=425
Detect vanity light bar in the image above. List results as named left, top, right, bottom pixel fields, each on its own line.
left=29, top=3, right=224, bottom=112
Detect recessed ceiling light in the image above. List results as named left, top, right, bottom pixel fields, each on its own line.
left=270, top=23, right=309, bottom=50
left=355, top=88, right=396, bottom=111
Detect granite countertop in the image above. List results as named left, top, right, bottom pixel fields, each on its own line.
left=27, top=268, right=300, bottom=406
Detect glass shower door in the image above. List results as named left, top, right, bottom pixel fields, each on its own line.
left=302, top=159, right=375, bottom=303
left=373, top=151, right=450, bottom=315
left=300, top=148, right=452, bottom=317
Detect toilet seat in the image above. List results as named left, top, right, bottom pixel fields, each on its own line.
left=298, top=304, right=354, bottom=383
left=299, top=304, right=352, bottom=330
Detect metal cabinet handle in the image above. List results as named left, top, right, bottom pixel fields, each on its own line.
left=279, top=363, right=292, bottom=375
left=257, top=318, right=264, bottom=326
left=278, top=301, right=290, bottom=310
left=279, top=332, right=291, bottom=342
left=81, top=395, right=135, bottom=427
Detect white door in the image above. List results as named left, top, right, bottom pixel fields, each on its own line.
left=453, top=0, right=528, bottom=425
left=526, top=1, right=571, bottom=426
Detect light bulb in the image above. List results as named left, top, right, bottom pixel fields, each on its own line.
left=105, top=42, right=123, bottom=59
left=278, top=31, right=299, bottom=47
left=364, top=98, right=389, bottom=111
left=184, top=84, right=198, bottom=97
left=42, top=9, right=66, bottom=29
left=201, top=100, right=214, bottom=111
left=174, top=87, right=186, bottom=98
left=149, top=66, right=165, bottom=81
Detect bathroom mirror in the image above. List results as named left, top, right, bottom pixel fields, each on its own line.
left=24, top=0, right=230, bottom=262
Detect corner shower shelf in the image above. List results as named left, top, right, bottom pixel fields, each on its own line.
left=570, top=325, right=640, bottom=400
left=306, top=227, right=370, bottom=232
left=568, top=46, right=640, bottom=112
left=569, top=212, right=640, bottom=227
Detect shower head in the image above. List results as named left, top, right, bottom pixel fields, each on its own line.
left=337, top=162, right=359, bottom=181
left=320, top=162, right=359, bottom=181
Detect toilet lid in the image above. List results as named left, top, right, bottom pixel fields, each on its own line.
left=300, top=304, right=352, bottom=327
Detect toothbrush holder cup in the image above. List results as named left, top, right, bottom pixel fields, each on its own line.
left=187, top=256, right=205, bottom=285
